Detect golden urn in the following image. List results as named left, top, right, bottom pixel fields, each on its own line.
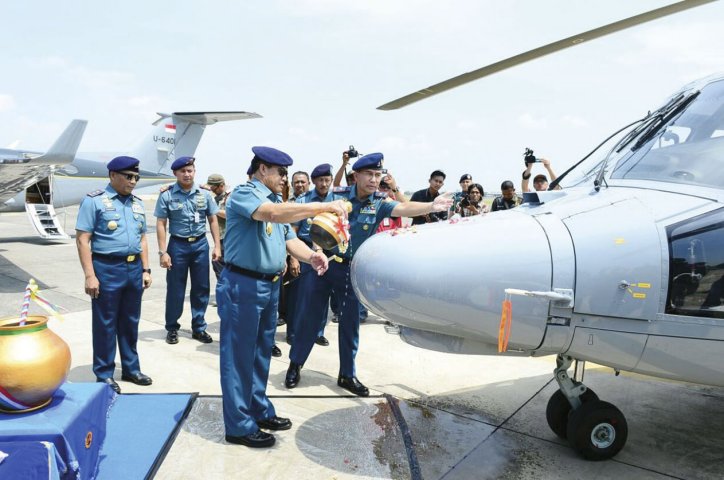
left=310, top=201, right=352, bottom=252
left=0, top=315, right=71, bottom=413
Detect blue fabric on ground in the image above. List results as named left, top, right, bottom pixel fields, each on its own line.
left=97, top=393, right=192, bottom=480
left=0, top=382, right=114, bottom=480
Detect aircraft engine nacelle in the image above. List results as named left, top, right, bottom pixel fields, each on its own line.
left=351, top=210, right=569, bottom=354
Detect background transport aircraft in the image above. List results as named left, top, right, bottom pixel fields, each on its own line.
left=0, top=111, right=261, bottom=239
left=352, top=0, right=723, bottom=461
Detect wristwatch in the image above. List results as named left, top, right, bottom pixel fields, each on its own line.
left=143, top=268, right=152, bottom=274
left=158, top=251, right=166, bottom=256
left=522, top=171, right=531, bottom=180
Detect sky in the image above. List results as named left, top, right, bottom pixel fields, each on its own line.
left=1, top=0, right=723, bottom=194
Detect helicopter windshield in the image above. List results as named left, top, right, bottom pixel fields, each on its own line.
left=561, top=78, right=724, bottom=191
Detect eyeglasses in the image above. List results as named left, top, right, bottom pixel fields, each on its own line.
left=277, top=167, right=288, bottom=178
left=119, top=173, right=140, bottom=181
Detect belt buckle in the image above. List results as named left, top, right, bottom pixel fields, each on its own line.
left=126, top=255, right=136, bottom=262
left=333, top=256, right=343, bottom=263
left=188, top=237, right=196, bottom=242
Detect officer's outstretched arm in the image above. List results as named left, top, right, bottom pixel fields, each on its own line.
left=76, top=231, right=100, bottom=298
left=253, top=200, right=348, bottom=224
left=391, top=192, right=454, bottom=218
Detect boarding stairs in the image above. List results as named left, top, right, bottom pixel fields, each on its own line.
left=25, top=203, right=70, bottom=240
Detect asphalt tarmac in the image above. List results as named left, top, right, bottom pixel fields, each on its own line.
left=1, top=199, right=723, bottom=479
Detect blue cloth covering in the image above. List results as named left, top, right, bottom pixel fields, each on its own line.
left=0, top=382, right=115, bottom=480
left=223, top=179, right=296, bottom=273
left=0, top=441, right=63, bottom=480
left=75, top=184, right=147, bottom=256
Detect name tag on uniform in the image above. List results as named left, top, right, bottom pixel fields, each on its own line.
left=360, top=205, right=376, bottom=215
left=194, top=211, right=201, bottom=223
left=132, top=203, right=144, bottom=214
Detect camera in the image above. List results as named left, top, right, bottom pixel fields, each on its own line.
left=346, top=145, right=359, bottom=158
left=523, top=147, right=539, bottom=165
left=459, top=195, right=471, bottom=208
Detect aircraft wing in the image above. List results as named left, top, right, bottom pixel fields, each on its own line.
left=0, top=119, right=87, bottom=205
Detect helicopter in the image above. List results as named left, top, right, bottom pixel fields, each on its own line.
left=350, top=0, right=724, bottom=461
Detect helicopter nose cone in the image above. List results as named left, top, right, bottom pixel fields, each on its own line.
left=351, top=211, right=554, bottom=349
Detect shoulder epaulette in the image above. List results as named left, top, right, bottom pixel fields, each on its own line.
left=333, top=186, right=351, bottom=193
left=132, top=194, right=143, bottom=201
left=159, top=184, right=172, bottom=194
left=373, top=191, right=388, bottom=199
left=87, top=189, right=104, bottom=197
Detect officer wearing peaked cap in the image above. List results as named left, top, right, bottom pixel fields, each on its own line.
left=75, top=155, right=153, bottom=394
left=286, top=152, right=454, bottom=397
left=155, top=156, right=221, bottom=346
left=217, top=146, right=350, bottom=449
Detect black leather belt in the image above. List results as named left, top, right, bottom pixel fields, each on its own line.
left=171, top=235, right=204, bottom=243
left=323, top=251, right=350, bottom=264
left=227, top=264, right=281, bottom=282
left=93, top=253, right=140, bottom=262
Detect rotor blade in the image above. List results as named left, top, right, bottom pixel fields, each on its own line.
left=377, top=0, right=717, bottom=110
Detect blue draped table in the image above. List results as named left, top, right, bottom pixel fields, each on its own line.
left=0, top=382, right=114, bottom=480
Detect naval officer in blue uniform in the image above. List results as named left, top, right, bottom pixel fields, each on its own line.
left=155, top=156, right=221, bottom=345
left=285, top=152, right=453, bottom=396
left=287, top=162, right=336, bottom=347
left=218, top=146, right=349, bottom=448
left=76, top=156, right=153, bottom=394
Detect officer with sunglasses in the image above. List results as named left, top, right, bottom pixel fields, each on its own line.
left=217, top=146, right=349, bottom=448
left=155, top=156, right=221, bottom=346
left=76, top=155, right=153, bottom=394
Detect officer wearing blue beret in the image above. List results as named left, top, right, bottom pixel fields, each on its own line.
left=286, top=163, right=335, bottom=347
left=285, top=152, right=453, bottom=396
left=218, top=146, right=350, bottom=449
left=76, top=156, right=153, bottom=394
left=155, top=156, right=221, bottom=345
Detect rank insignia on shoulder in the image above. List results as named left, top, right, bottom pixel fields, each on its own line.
left=333, top=186, right=351, bottom=194
left=159, top=184, right=172, bottom=193
left=373, top=191, right=388, bottom=199
left=87, top=189, right=104, bottom=197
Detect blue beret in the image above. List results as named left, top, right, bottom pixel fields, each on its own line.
left=352, top=152, right=385, bottom=171
left=107, top=156, right=139, bottom=172
left=252, top=146, right=293, bottom=166
left=246, top=164, right=253, bottom=176
left=171, top=156, right=195, bottom=171
left=311, top=163, right=333, bottom=179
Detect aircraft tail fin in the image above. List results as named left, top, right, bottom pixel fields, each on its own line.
left=133, top=111, right=262, bottom=174
left=34, top=119, right=88, bottom=165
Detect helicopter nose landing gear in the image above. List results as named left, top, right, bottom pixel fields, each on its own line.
left=546, top=355, right=629, bottom=460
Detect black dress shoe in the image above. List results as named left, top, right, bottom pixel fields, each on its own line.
left=285, top=363, right=302, bottom=389
left=192, top=330, right=213, bottom=344
left=315, top=335, right=329, bottom=346
left=277, top=317, right=286, bottom=326
left=271, top=344, right=282, bottom=357
left=285, top=336, right=293, bottom=345
left=225, top=430, right=275, bottom=448
left=166, top=330, right=179, bottom=344
left=331, top=314, right=339, bottom=323
left=121, top=372, right=153, bottom=386
left=97, top=377, right=121, bottom=394
left=257, top=415, right=292, bottom=431
left=337, top=375, right=369, bottom=397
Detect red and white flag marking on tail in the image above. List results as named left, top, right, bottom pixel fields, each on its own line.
left=165, top=124, right=176, bottom=134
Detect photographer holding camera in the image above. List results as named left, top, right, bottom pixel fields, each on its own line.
left=333, top=145, right=359, bottom=187
left=456, top=183, right=488, bottom=217
left=521, top=148, right=559, bottom=193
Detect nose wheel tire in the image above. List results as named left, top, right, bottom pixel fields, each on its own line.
left=545, top=384, right=598, bottom=439
left=566, top=400, right=628, bottom=460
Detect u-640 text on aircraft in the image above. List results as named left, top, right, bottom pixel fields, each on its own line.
left=0, top=111, right=260, bottom=239
left=353, top=0, right=722, bottom=461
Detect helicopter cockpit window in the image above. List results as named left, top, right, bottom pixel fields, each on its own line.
left=611, top=79, right=724, bottom=190
left=666, top=208, right=724, bottom=319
